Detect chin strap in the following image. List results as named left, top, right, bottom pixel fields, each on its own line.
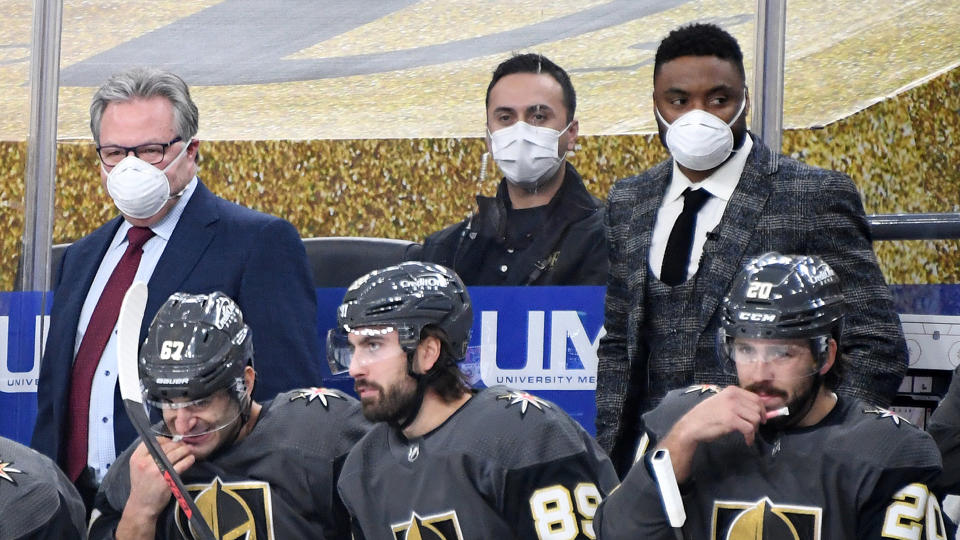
left=213, top=391, right=254, bottom=454
left=390, top=351, right=447, bottom=431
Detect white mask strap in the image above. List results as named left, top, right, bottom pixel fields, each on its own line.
left=162, top=138, right=192, bottom=173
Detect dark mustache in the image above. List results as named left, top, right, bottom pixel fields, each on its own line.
left=744, top=383, right=787, bottom=398
left=354, top=380, right=382, bottom=394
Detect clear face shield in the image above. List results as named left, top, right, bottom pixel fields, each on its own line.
left=326, top=325, right=403, bottom=375
left=144, top=387, right=245, bottom=443
left=719, top=329, right=828, bottom=381
left=719, top=330, right=832, bottom=425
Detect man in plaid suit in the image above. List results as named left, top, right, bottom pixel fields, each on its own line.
left=595, top=22, right=906, bottom=475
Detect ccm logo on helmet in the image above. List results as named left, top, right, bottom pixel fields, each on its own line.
left=399, top=276, right=448, bottom=289
left=738, top=312, right=777, bottom=323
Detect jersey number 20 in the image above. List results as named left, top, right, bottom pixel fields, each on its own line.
left=882, top=483, right=946, bottom=540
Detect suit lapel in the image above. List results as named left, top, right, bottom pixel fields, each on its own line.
left=144, top=181, right=219, bottom=336
left=694, top=138, right=778, bottom=330
left=58, top=218, right=123, bottom=343
left=627, top=163, right=671, bottom=321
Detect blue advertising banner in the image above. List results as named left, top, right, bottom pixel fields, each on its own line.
left=0, top=292, right=49, bottom=444
left=3, top=285, right=959, bottom=445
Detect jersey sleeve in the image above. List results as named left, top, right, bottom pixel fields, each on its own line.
left=594, top=445, right=695, bottom=540
left=87, top=447, right=135, bottom=540
left=0, top=438, right=87, bottom=540
left=282, top=387, right=371, bottom=540
left=88, top=490, right=124, bottom=540
left=501, top=437, right=619, bottom=540
left=928, top=366, right=960, bottom=495
left=858, top=469, right=948, bottom=539
left=481, top=388, right=618, bottom=540
left=594, top=387, right=712, bottom=540
left=18, top=493, right=87, bottom=540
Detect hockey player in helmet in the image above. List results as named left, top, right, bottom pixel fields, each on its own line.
left=596, top=253, right=945, bottom=539
left=90, top=291, right=368, bottom=540
left=331, top=262, right=618, bottom=539
left=329, top=261, right=473, bottom=430
left=140, top=291, right=257, bottom=459
left=715, top=251, right=846, bottom=431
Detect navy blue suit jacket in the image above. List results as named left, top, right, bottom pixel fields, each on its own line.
left=31, top=180, right=323, bottom=468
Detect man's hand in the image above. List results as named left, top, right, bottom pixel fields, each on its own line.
left=116, top=437, right=195, bottom=540
left=657, top=387, right=766, bottom=483
left=677, top=386, right=767, bottom=446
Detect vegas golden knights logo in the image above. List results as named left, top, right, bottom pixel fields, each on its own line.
left=175, top=477, right=275, bottom=539
left=391, top=510, right=464, bottom=540
left=713, top=497, right=822, bottom=540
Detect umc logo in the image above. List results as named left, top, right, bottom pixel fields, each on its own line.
left=477, top=310, right=604, bottom=390
left=0, top=315, right=48, bottom=394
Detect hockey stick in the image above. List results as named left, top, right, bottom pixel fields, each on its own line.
left=650, top=449, right=686, bottom=540
left=117, top=281, right=216, bottom=540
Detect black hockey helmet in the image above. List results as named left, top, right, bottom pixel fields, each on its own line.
left=140, top=291, right=254, bottom=405
left=328, top=262, right=472, bottom=374
left=718, top=252, right=844, bottom=375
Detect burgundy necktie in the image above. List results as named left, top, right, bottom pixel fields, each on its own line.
left=660, top=188, right=711, bottom=286
left=65, top=226, right=154, bottom=481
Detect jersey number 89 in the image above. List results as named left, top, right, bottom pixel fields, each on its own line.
left=530, top=483, right=601, bottom=539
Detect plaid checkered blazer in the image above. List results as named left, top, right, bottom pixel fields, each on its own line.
left=595, top=135, right=907, bottom=471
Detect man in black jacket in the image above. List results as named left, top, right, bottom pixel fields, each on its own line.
left=421, top=53, right=607, bottom=286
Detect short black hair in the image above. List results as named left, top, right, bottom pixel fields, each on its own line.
left=654, top=23, right=745, bottom=82
left=486, top=53, right=576, bottom=123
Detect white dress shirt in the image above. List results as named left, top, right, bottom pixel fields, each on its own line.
left=77, top=177, right=197, bottom=483
left=649, top=136, right=753, bottom=282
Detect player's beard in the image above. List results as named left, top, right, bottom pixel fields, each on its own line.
left=358, top=377, right=419, bottom=424
left=747, top=375, right=818, bottom=430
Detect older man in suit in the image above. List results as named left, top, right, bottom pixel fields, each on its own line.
left=595, top=23, right=906, bottom=475
left=32, top=67, right=322, bottom=507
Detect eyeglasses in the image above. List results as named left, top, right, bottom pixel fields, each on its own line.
left=96, top=136, right=183, bottom=167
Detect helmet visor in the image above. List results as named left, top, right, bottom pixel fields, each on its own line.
left=326, top=326, right=400, bottom=375
left=144, top=388, right=244, bottom=442
left=719, top=331, right=825, bottom=381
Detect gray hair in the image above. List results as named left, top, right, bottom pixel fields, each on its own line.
left=89, top=67, right=199, bottom=145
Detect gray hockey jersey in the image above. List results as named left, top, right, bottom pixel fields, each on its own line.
left=90, top=387, right=370, bottom=539
left=338, top=385, right=619, bottom=540
left=929, top=366, right=960, bottom=495
left=0, top=436, right=86, bottom=539
left=595, top=384, right=947, bottom=539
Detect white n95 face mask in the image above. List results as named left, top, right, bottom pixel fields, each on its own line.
left=489, top=121, right=571, bottom=189
left=655, top=98, right=746, bottom=171
left=104, top=139, right=190, bottom=219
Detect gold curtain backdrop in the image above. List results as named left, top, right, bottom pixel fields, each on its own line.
left=0, top=65, right=957, bottom=291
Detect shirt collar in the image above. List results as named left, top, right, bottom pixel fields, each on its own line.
left=666, top=134, right=753, bottom=203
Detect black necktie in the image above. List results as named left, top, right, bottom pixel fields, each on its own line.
left=660, top=188, right=711, bottom=286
